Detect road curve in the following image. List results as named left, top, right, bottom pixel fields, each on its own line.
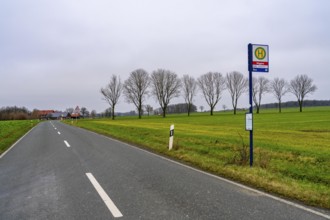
left=0, top=121, right=329, bottom=220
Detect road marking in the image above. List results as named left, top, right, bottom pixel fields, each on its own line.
left=64, top=140, right=70, bottom=147
left=54, top=127, right=57, bottom=130
left=58, top=132, right=61, bottom=135
left=86, top=173, right=123, bottom=218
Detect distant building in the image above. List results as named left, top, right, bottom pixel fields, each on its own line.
left=46, top=112, right=69, bottom=120
left=38, top=106, right=83, bottom=120
left=69, top=113, right=81, bottom=119
left=70, top=106, right=81, bottom=119
left=38, top=110, right=55, bottom=120
left=38, top=110, right=71, bottom=120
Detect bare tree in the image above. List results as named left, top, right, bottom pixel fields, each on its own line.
left=150, top=69, right=181, bottom=118
left=182, top=75, right=198, bottom=116
left=80, top=107, right=88, bottom=118
left=200, top=106, right=204, bottom=112
left=226, top=71, right=248, bottom=115
left=100, top=75, right=122, bottom=120
left=289, top=74, right=317, bottom=112
left=123, top=69, right=150, bottom=119
left=270, top=77, right=288, bottom=113
left=104, top=108, right=112, bottom=118
left=252, top=76, right=270, bottom=114
left=145, top=105, right=153, bottom=116
left=90, top=110, right=97, bottom=118
left=198, top=72, right=226, bottom=115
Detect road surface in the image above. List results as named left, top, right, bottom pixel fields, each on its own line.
left=0, top=121, right=329, bottom=219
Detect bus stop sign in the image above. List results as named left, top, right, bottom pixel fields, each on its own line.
left=248, top=44, right=269, bottom=72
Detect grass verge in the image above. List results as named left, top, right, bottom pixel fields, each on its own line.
left=0, top=120, right=39, bottom=155
left=64, top=107, right=330, bottom=209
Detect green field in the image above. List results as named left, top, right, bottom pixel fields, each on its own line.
left=65, top=106, right=330, bottom=208
left=0, top=120, right=38, bottom=155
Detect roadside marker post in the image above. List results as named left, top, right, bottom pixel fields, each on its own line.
left=248, top=43, right=269, bottom=167
left=169, top=124, right=174, bottom=150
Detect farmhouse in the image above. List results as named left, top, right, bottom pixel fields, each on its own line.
left=38, top=106, right=81, bottom=120
left=37, top=110, right=55, bottom=120
left=69, top=113, right=81, bottom=119
left=37, top=110, right=70, bottom=120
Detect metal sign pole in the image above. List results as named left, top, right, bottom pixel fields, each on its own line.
left=248, top=70, right=253, bottom=167
left=248, top=43, right=254, bottom=167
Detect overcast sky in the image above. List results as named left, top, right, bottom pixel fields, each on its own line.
left=1, top=0, right=329, bottom=113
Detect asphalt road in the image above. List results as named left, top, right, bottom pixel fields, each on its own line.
left=0, top=121, right=329, bottom=220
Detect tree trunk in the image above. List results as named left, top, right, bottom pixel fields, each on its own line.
left=138, top=104, right=142, bottom=119
left=299, top=100, right=303, bottom=112
left=233, top=98, right=238, bottom=115
left=279, top=101, right=282, bottom=113
left=162, top=106, right=166, bottom=118
left=187, top=103, right=191, bottom=116
left=210, top=106, right=214, bottom=116
left=256, top=105, right=260, bottom=114
left=111, top=106, right=115, bottom=120
left=138, top=100, right=142, bottom=119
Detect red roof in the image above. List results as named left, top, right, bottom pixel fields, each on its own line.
left=70, top=113, right=81, bottom=117
left=38, top=110, right=55, bottom=116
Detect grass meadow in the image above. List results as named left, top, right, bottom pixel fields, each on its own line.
left=66, top=106, right=330, bottom=208
left=0, top=120, right=38, bottom=155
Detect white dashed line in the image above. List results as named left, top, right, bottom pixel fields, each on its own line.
left=58, top=132, right=61, bottom=135
left=64, top=140, right=70, bottom=147
left=86, top=173, right=123, bottom=218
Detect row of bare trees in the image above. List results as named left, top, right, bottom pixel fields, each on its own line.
left=100, top=69, right=317, bottom=119
left=252, top=74, right=317, bottom=113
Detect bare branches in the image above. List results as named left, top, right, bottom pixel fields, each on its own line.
left=252, top=76, right=270, bottom=114
left=150, top=69, right=181, bottom=117
left=198, top=72, right=225, bottom=115
left=226, top=71, right=248, bottom=114
left=289, top=74, right=317, bottom=112
left=100, top=74, right=122, bottom=120
left=270, top=78, right=288, bottom=113
left=123, top=69, right=150, bottom=119
left=182, top=75, right=198, bottom=116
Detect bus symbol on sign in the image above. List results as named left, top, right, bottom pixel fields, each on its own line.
left=248, top=44, right=269, bottom=72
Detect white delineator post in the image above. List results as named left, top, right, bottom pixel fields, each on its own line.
left=169, top=124, right=174, bottom=150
